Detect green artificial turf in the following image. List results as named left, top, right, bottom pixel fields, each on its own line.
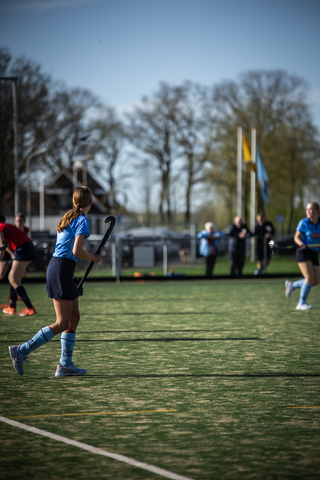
left=1, top=279, right=319, bottom=480
left=85, top=254, right=302, bottom=277
left=25, top=252, right=301, bottom=281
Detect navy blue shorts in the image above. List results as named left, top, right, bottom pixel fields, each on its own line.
left=46, top=257, right=79, bottom=300
left=295, top=247, right=319, bottom=266
left=0, top=251, right=11, bottom=264
left=14, top=241, right=36, bottom=262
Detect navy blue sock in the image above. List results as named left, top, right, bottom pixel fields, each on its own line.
left=10, top=286, right=17, bottom=308
left=15, top=286, right=33, bottom=309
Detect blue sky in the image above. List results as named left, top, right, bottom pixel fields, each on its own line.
left=1, top=0, right=320, bottom=126
left=1, top=0, right=320, bottom=212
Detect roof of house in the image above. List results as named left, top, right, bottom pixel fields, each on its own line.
left=44, top=169, right=108, bottom=214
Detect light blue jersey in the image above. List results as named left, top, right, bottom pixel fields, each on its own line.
left=296, top=217, right=320, bottom=251
left=53, top=215, right=90, bottom=262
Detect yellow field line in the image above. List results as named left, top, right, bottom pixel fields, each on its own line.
left=287, top=406, right=320, bottom=409
left=8, top=409, right=177, bottom=419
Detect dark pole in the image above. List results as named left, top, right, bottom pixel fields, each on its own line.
left=0, top=76, right=20, bottom=215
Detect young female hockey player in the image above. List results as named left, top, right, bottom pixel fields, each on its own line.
left=285, top=202, right=320, bottom=310
left=8, top=186, right=101, bottom=376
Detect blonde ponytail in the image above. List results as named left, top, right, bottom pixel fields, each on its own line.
left=57, top=187, right=92, bottom=233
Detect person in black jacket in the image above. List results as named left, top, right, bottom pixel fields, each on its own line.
left=254, top=213, right=275, bottom=275
left=228, top=216, right=252, bottom=276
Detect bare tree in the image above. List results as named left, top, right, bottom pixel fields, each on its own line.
left=45, top=86, right=99, bottom=171
left=2, top=49, right=319, bottom=231
left=126, top=82, right=183, bottom=223
left=211, top=69, right=320, bottom=229
left=90, top=106, right=129, bottom=213
left=173, top=81, right=216, bottom=223
left=0, top=49, right=53, bottom=211
left=0, top=48, right=100, bottom=212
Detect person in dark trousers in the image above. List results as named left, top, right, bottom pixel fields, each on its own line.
left=228, top=216, right=252, bottom=276
left=254, top=213, right=275, bottom=275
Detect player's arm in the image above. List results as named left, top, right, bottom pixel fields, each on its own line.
left=6, top=245, right=15, bottom=258
left=73, top=235, right=101, bottom=263
left=294, top=230, right=306, bottom=249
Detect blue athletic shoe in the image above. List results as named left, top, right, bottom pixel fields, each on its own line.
left=9, top=345, right=28, bottom=375
left=285, top=280, right=293, bottom=298
left=55, top=363, right=87, bottom=377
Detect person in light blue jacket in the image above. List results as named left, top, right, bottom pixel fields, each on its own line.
left=197, top=222, right=224, bottom=277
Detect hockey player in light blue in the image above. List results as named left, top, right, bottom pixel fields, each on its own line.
left=8, top=186, right=101, bottom=376
left=285, top=202, right=320, bottom=310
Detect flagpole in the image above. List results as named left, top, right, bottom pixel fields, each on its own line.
left=250, top=127, right=256, bottom=262
left=237, top=126, right=242, bottom=217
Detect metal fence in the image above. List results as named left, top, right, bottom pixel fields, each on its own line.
left=27, top=225, right=296, bottom=278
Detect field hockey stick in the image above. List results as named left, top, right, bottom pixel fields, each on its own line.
left=270, top=240, right=320, bottom=251
left=77, top=215, right=116, bottom=288
left=289, top=242, right=320, bottom=249
left=269, top=240, right=295, bottom=251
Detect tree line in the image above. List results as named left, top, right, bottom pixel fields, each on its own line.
left=1, top=47, right=319, bottom=232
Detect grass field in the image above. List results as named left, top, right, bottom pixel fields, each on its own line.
left=1, top=278, right=320, bottom=480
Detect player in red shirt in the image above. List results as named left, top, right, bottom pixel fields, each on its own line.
left=0, top=213, right=31, bottom=307
left=0, top=215, right=12, bottom=284
left=15, top=213, right=30, bottom=235
left=0, top=215, right=36, bottom=316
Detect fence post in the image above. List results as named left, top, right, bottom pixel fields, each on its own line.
left=250, top=237, right=255, bottom=262
left=190, top=222, right=197, bottom=262
left=111, top=242, right=117, bottom=278
left=113, top=237, right=122, bottom=283
left=163, top=242, right=168, bottom=276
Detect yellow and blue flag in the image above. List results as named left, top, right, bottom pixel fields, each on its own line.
left=256, top=144, right=270, bottom=203
left=242, top=134, right=251, bottom=163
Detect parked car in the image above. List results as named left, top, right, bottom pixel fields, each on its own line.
left=117, top=227, right=188, bottom=264
left=28, top=231, right=56, bottom=272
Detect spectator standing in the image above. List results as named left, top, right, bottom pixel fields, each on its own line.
left=254, top=213, right=275, bottom=275
left=197, top=222, right=224, bottom=278
left=228, top=216, right=252, bottom=276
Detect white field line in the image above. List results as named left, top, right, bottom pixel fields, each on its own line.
left=0, top=416, right=195, bottom=480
